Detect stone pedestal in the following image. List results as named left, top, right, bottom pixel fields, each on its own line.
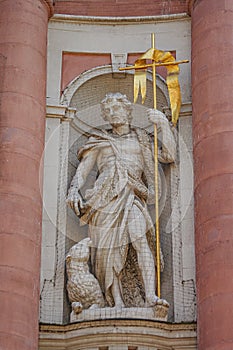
left=70, top=306, right=169, bottom=323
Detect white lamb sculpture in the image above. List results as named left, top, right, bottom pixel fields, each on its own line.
left=66, top=237, right=105, bottom=314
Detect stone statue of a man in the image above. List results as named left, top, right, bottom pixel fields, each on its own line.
left=67, top=92, right=176, bottom=308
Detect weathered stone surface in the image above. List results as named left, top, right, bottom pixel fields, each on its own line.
left=70, top=305, right=169, bottom=322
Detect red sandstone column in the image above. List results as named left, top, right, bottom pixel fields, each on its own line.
left=192, top=1, right=233, bottom=349
left=0, top=1, right=53, bottom=349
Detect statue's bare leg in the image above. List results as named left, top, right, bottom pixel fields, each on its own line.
left=128, top=204, right=168, bottom=307
left=132, top=237, right=158, bottom=306
left=111, top=272, right=125, bottom=308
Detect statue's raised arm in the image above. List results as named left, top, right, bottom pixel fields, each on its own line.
left=147, top=109, right=176, bottom=164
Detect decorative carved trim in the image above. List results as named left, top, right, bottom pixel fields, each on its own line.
left=40, top=320, right=196, bottom=332
left=50, top=13, right=190, bottom=25
left=39, top=321, right=197, bottom=350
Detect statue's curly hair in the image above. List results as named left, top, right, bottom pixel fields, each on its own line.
left=101, top=92, right=133, bottom=122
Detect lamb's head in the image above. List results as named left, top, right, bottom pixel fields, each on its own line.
left=66, top=237, right=92, bottom=264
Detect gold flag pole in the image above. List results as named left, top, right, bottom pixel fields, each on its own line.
left=151, top=33, right=161, bottom=298
left=119, top=60, right=189, bottom=70
left=119, top=33, right=189, bottom=299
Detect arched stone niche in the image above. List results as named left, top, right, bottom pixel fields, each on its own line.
left=40, top=65, right=196, bottom=326
left=64, top=66, right=176, bottom=321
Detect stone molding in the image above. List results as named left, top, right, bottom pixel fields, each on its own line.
left=39, top=321, right=197, bottom=349
left=50, top=13, right=190, bottom=25
left=40, top=319, right=196, bottom=332
left=46, top=105, right=76, bottom=121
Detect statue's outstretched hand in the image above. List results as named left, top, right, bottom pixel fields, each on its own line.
left=66, top=187, right=84, bottom=216
left=147, top=109, right=168, bottom=127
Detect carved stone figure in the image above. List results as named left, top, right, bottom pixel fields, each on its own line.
left=66, top=237, right=105, bottom=314
left=67, top=92, right=176, bottom=309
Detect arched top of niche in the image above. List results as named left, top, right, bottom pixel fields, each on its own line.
left=61, top=65, right=170, bottom=134
left=61, top=65, right=169, bottom=107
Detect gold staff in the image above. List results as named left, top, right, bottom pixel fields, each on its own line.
left=151, top=33, right=162, bottom=299
left=119, top=33, right=188, bottom=298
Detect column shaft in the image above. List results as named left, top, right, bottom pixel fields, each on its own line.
left=192, top=0, right=233, bottom=349
left=0, top=1, right=53, bottom=349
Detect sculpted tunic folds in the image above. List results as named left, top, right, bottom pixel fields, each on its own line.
left=77, top=128, right=162, bottom=306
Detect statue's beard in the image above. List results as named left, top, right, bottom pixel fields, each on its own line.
left=110, top=117, right=129, bottom=127
left=111, top=121, right=126, bottom=127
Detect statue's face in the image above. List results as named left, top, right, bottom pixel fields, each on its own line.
left=103, top=99, right=129, bottom=126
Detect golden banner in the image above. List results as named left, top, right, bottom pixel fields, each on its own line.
left=134, top=48, right=181, bottom=126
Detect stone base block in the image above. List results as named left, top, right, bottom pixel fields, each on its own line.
left=70, top=305, right=169, bottom=323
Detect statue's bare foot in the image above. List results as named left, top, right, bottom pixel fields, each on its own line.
left=72, top=301, right=83, bottom=314
left=159, top=298, right=169, bottom=307
left=146, top=295, right=169, bottom=308
left=113, top=301, right=125, bottom=309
